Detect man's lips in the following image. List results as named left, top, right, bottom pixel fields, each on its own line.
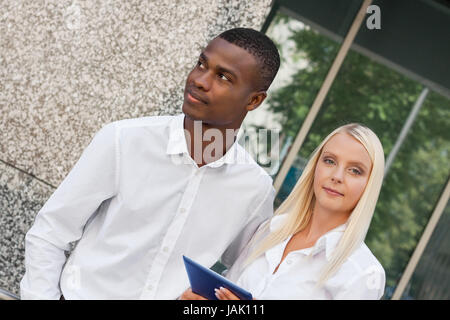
left=186, top=89, right=208, bottom=104
left=323, top=187, right=344, bottom=196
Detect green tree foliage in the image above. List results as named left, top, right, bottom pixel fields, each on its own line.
left=267, top=13, right=450, bottom=297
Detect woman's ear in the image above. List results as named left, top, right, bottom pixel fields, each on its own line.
left=246, top=91, right=267, bottom=111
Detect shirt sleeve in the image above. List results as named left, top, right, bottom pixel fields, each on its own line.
left=219, top=178, right=275, bottom=271
left=20, top=122, right=119, bottom=300
left=333, top=265, right=386, bottom=300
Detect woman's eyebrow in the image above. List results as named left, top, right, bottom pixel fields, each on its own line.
left=322, top=151, right=369, bottom=171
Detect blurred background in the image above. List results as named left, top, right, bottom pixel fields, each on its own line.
left=1, top=0, right=449, bottom=300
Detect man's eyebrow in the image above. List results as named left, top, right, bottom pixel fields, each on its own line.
left=199, top=52, right=208, bottom=62
left=199, top=52, right=238, bottom=80
left=322, top=151, right=369, bottom=171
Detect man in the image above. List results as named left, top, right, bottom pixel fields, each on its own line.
left=20, top=27, right=281, bottom=299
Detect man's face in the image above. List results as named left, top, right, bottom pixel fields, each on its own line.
left=182, top=37, right=263, bottom=128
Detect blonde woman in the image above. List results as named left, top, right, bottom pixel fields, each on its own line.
left=181, top=123, right=386, bottom=300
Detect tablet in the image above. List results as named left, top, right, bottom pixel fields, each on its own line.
left=182, top=255, right=253, bottom=300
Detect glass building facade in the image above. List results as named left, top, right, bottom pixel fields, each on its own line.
left=1, top=0, right=448, bottom=301
left=241, top=0, right=450, bottom=300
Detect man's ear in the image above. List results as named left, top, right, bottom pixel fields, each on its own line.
left=246, top=91, right=267, bottom=111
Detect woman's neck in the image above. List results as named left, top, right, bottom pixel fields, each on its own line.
left=301, top=204, right=350, bottom=243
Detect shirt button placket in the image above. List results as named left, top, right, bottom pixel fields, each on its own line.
left=142, top=168, right=203, bottom=299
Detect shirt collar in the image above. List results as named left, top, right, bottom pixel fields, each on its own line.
left=166, top=114, right=188, bottom=156
left=166, top=113, right=239, bottom=168
left=269, top=214, right=348, bottom=261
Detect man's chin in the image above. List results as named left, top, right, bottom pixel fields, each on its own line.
left=182, top=102, right=205, bottom=122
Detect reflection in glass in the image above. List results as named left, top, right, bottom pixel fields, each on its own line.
left=401, top=199, right=450, bottom=299
left=274, top=39, right=450, bottom=298
left=370, top=90, right=449, bottom=299
left=239, top=12, right=341, bottom=177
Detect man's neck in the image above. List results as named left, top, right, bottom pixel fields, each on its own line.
left=183, top=116, right=240, bottom=167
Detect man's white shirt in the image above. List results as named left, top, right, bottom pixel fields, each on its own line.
left=20, top=113, right=274, bottom=300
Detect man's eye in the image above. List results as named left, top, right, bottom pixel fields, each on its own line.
left=197, top=60, right=205, bottom=69
left=219, top=74, right=229, bottom=81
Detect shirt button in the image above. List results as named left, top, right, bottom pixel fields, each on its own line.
left=147, top=285, right=153, bottom=291
left=286, top=260, right=292, bottom=265
left=180, top=208, right=186, bottom=213
left=163, top=246, right=169, bottom=253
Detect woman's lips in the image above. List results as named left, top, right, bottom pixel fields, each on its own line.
left=323, top=187, right=344, bottom=196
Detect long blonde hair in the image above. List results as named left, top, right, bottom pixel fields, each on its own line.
left=244, top=123, right=385, bottom=286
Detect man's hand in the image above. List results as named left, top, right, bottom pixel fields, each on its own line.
left=180, top=288, right=208, bottom=300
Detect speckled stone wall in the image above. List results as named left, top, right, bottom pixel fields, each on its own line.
left=0, top=0, right=273, bottom=297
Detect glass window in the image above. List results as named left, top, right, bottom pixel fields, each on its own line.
left=400, top=198, right=450, bottom=299
left=239, top=11, right=343, bottom=178
left=371, top=90, right=450, bottom=299
left=274, top=40, right=450, bottom=298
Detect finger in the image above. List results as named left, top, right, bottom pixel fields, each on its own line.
left=181, top=288, right=194, bottom=300
left=180, top=288, right=191, bottom=300
left=214, top=288, right=231, bottom=300
left=219, top=287, right=240, bottom=300
left=214, top=288, right=225, bottom=300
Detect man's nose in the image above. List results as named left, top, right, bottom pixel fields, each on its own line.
left=193, top=71, right=212, bottom=91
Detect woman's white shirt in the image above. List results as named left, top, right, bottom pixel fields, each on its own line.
left=225, top=214, right=386, bottom=300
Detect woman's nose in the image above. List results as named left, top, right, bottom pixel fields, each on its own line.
left=331, top=167, right=344, bottom=183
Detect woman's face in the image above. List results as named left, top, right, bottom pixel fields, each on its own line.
left=313, top=132, right=373, bottom=217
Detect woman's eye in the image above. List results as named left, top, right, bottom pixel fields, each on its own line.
left=324, top=158, right=334, bottom=165
left=350, top=168, right=362, bottom=175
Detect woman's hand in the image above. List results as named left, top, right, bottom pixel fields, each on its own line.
left=180, top=288, right=208, bottom=300
left=214, top=287, right=241, bottom=300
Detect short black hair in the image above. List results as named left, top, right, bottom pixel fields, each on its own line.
left=217, top=27, right=280, bottom=91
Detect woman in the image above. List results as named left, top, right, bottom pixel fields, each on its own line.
left=181, top=123, right=386, bottom=300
